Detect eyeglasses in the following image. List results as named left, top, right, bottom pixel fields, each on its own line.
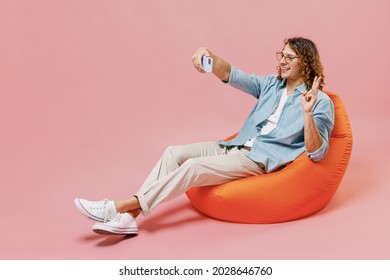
left=276, top=52, right=300, bottom=64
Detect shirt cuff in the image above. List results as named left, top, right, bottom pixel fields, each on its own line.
left=306, top=139, right=328, bottom=162
left=222, top=65, right=236, bottom=84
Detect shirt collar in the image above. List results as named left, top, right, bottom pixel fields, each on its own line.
left=281, top=79, right=307, bottom=94
left=295, top=83, right=307, bottom=94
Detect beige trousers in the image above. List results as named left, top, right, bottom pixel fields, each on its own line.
left=134, top=141, right=265, bottom=216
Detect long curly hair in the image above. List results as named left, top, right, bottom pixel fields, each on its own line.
left=277, top=37, right=325, bottom=90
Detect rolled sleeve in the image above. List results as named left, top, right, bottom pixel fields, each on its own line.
left=306, top=95, right=334, bottom=162
left=226, top=66, right=277, bottom=99
left=306, top=138, right=328, bottom=162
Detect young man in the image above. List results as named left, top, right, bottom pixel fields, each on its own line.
left=74, top=37, right=334, bottom=235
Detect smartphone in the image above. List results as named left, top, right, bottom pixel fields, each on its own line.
left=202, top=56, right=213, bottom=73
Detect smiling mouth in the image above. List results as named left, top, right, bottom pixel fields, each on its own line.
left=281, top=66, right=290, bottom=73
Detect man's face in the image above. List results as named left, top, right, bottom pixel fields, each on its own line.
left=278, top=44, right=302, bottom=82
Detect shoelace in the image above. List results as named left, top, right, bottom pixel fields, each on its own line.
left=102, top=200, right=113, bottom=223
left=90, top=199, right=113, bottom=223
left=105, top=213, right=122, bottom=225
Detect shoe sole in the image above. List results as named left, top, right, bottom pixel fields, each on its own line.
left=92, top=225, right=138, bottom=235
left=74, top=198, right=104, bottom=223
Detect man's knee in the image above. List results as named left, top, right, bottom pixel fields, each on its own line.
left=180, top=158, right=204, bottom=174
left=163, top=145, right=188, bottom=165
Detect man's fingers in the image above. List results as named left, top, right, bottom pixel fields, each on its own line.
left=192, top=53, right=205, bottom=73
left=312, top=76, right=318, bottom=90
left=312, top=76, right=322, bottom=92
left=192, top=48, right=210, bottom=69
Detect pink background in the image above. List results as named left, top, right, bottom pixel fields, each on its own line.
left=1, top=0, right=389, bottom=259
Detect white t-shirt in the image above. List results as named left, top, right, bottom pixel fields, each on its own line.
left=244, top=88, right=288, bottom=147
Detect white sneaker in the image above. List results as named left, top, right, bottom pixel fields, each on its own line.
left=74, top=198, right=117, bottom=223
left=92, top=213, right=138, bottom=235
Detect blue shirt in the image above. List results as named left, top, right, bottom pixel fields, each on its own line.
left=219, top=66, right=334, bottom=173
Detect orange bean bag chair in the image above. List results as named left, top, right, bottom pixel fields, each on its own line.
left=186, top=92, right=353, bottom=223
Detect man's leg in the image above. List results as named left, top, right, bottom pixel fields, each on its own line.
left=115, top=141, right=226, bottom=215
left=135, top=147, right=265, bottom=216
left=75, top=146, right=265, bottom=235
left=140, top=141, right=226, bottom=186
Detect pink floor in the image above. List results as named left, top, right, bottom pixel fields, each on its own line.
left=1, top=0, right=389, bottom=260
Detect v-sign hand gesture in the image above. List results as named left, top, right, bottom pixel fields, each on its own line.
left=302, top=76, right=322, bottom=113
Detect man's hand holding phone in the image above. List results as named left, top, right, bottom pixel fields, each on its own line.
left=192, top=47, right=213, bottom=74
